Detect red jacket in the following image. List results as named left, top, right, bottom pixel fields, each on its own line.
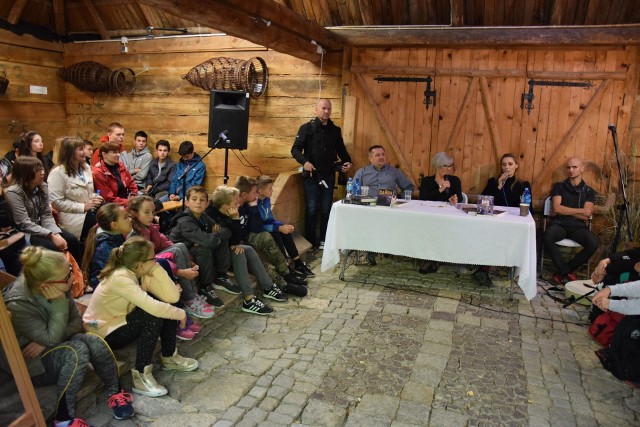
left=92, top=160, right=138, bottom=206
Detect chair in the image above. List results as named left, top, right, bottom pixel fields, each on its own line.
left=540, top=196, right=590, bottom=277
left=461, top=192, right=468, bottom=204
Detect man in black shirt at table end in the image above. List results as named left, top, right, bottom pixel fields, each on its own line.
left=543, top=157, right=599, bottom=285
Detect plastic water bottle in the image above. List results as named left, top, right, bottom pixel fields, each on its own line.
left=353, top=178, right=360, bottom=198
left=346, top=177, right=353, bottom=199
left=522, top=187, right=531, bottom=205
left=93, top=190, right=101, bottom=211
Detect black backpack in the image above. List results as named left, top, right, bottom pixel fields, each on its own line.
left=598, top=315, right=640, bottom=382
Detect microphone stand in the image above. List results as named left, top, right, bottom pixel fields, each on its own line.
left=177, top=147, right=215, bottom=211
left=608, top=126, right=633, bottom=255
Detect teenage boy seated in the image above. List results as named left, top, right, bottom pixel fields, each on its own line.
left=255, top=175, right=314, bottom=277
left=233, top=176, right=307, bottom=295
left=168, top=141, right=206, bottom=201
left=168, top=185, right=241, bottom=306
left=121, top=130, right=152, bottom=191
left=92, top=141, right=138, bottom=206
left=235, top=176, right=307, bottom=286
left=144, top=139, right=176, bottom=199
left=206, top=185, right=288, bottom=314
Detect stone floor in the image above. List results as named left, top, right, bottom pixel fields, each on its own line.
left=35, top=252, right=640, bottom=425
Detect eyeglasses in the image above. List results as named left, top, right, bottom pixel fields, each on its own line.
left=144, top=256, right=157, bottom=263
left=442, top=164, right=454, bottom=169
left=43, top=265, right=72, bottom=285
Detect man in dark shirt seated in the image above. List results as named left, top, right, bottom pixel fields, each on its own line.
left=543, top=157, right=599, bottom=285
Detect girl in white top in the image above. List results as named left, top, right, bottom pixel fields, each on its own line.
left=82, top=236, right=198, bottom=397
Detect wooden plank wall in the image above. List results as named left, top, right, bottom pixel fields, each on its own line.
left=349, top=46, right=640, bottom=208
left=0, top=31, right=67, bottom=154
left=60, top=36, right=342, bottom=190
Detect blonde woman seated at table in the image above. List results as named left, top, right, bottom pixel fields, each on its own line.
left=472, top=153, right=533, bottom=286
left=417, top=152, right=462, bottom=274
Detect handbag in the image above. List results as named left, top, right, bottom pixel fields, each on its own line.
left=64, top=250, right=85, bottom=298
left=589, top=310, right=624, bottom=348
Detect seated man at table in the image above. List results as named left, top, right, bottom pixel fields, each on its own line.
left=543, top=157, right=599, bottom=285
left=354, top=145, right=415, bottom=266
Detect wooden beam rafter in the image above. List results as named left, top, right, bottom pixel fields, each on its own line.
left=450, top=0, right=464, bottom=26
left=330, top=24, right=640, bottom=47
left=139, top=0, right=340, bottom=62
left=52, top=0, right=66, bottom=36
left=7, top=0, right=28, bottom=25
left=80, top=0, right=110, bottom=40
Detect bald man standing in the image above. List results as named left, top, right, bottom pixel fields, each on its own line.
left=544, top=157, right=599, bottom=285
left=291, top=99, right=352, bottom=249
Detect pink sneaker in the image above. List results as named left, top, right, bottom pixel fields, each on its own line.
left=185, top=317, right=202, bottom=334
left=184, top=298, right=214, bottom=319
left=176, top=326, right=195, bottom=340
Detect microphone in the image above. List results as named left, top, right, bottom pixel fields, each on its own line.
left=214, top=130, right=230, bottom=146
left=609, top=124, right=617, bottom=132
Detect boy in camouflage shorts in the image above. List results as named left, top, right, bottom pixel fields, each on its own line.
left=234, top=176, right=308, bottom=296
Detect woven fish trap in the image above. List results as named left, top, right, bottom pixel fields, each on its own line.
left=60, top=61, right=136, bottom=95
left=184, top=56, right=268, bottom=99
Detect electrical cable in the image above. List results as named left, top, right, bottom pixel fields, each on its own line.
left=339, top=273, right=592, bottom=326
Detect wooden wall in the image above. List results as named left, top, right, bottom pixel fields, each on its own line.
left=346, top=46, right=640, bottom=208
left=2, top=28, right=640, bottom=213
left=0, top=31, right=66, bottom=153
left=61, top=36, right=342, bottom=190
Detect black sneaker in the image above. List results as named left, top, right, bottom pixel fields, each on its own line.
left=294, top=262, right=315, bottom=278
left=242, top=297, right=273, bottom=315
left=212, top=276, right=242, bottom=295
left=263, top=285, right=288, bottom=302
left=282, top=272, right=307, bottom=286
left=283, top=283, right=308, bottom=297
left=199, top=287, right=224, bottom=308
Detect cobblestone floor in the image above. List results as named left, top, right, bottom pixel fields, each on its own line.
left=67, top=252, right=640, bottom=426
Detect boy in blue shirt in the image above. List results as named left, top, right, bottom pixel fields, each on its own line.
left=255, top=175, right=314, bottom=278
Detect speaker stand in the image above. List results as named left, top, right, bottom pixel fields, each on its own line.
left=223, top=148, right=230, bottom=184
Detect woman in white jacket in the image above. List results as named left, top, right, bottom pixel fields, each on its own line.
left=48, top=137, right=103, bottom=242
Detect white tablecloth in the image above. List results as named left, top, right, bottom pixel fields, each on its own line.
left=321, top=200, right=538, bottom=300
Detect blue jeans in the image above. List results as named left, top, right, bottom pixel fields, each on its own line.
left=303, top=175, right=335, bottom=246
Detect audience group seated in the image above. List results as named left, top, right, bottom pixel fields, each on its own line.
left=0, top=122, right=623, bottom=425
left=0, top=125, right=317, bottom=426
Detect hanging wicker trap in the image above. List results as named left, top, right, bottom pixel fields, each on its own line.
left=59, top=61, right=136, bottom=95
left=184, top=56, right=268, bottom=99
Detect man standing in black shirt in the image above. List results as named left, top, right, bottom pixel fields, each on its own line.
left=544, top=157, right=599, bottom=284
left=291, top=99, right=352, bottom=248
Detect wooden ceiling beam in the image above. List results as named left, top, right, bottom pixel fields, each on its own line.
left=218, top=0, right=340, bottom=47
left=139, top=0, right=342, bottom=62
left=7, top=0, right=28, bottom=25
left=52, top=0, right=66, bottom=36
left=80, top=0, right=110, bottom=40
left=330, top=24, right=640, bottom=47
left=450, top=0, right=464, bottom=26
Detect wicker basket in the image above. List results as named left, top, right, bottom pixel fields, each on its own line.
left=59, top=61, right=136, bottom=95
left=184, top=56, right=268, bottom=98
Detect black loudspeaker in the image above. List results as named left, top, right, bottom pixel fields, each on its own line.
left=208, top=90, right=250, bottom=150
